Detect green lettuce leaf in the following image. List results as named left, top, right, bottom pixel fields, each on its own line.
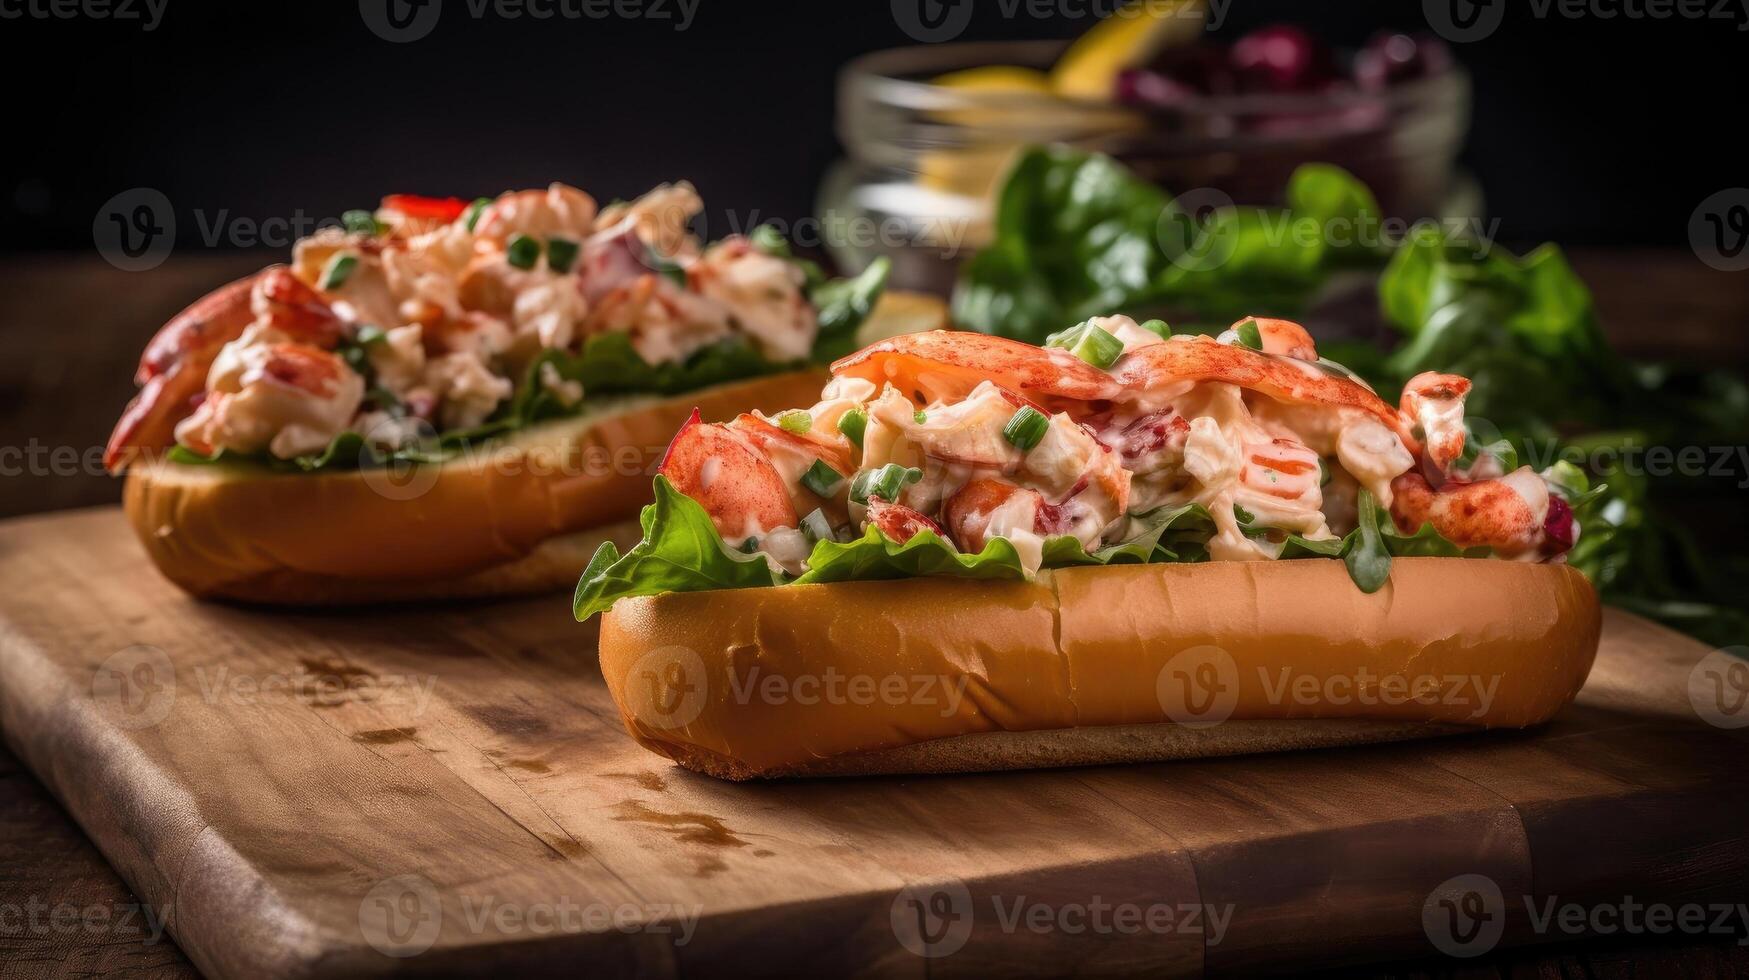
left=809, top=257, right=892, bottom=361
left=573, top=476, right=781, bottom=620
left=574, top=479, right=1487, bottom=618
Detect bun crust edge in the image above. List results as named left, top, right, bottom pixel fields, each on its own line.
left=123, top=369, right=826, bottom=603
left=598, top=559, right=1601, bottom=779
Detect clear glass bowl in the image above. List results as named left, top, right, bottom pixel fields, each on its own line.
left=820, top=40, right=1474, bottom=295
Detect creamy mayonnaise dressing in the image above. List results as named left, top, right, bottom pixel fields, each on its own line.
left=181, top=182, right=821, bottom=460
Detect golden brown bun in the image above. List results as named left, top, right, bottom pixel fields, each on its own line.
left=598, top=559, right=1601, bottom=779
left=124, top=370, right=826, bottom=604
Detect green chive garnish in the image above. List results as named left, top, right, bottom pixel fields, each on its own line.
left=1003, top=406, right=1049, bottom=452
left=913, top=409, right=928, bottom=424
left=342, top=210, right=381, bottom=235
left=1140, top=319, right=1172, bottom=339
left=749, top=224, right=790, bottom=257
left=837, top=409, right=867, bottom=449
left=647, top=249, right=687, bottom=288
left=1044, top=321, right=1125, bottom=370
left=506, top=234, right=540, bottom=271
left=463, top=197, right=492, bottom=232
left=776, top=410, right=812, bottom=434
left=800, top=508, right=835, bottom=544
left=547, top=236, right=580, bottom=273
left=850, top=463, right=922, bottom=505
left=801, top=459, right=843, bottom=498
left=319, top=253, right=358, bottom=291
left=1234, top=318, right=1263, bottom=351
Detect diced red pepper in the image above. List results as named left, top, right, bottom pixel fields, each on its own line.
left=380, top=194, right=469, bottom=223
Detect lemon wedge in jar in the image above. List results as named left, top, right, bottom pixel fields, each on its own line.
left=914, top=67, right=1047, bottom=200
left=1051, top=0, right=1209, bottom=100
left=930, top=65, right=1054, bottom=94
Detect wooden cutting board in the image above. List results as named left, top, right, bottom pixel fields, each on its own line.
left=1, top=508, right=1746, bottom=979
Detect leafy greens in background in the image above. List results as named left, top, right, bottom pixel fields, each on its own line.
left=952, top=146, right=1385, bottom=342
left=952, top=148, right=1749, bottom=647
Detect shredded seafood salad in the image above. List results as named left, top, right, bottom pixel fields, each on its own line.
left=575, top=316, right=1605, bottom=618
left=105, top=183, right=888, bottom=472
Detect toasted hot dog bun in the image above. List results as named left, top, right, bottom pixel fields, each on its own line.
left=125, top=370, right=827, bottom=604
left=598, top=559, right=1601, bottom=779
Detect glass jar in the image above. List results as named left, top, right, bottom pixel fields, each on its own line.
left=820, top=40, right=1475, bottom=296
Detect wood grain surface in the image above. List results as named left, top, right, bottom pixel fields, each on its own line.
left=1, top=507, right=1746, bottom=978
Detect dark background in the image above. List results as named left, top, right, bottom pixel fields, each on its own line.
left=1, top=0, right=1741, bottom=255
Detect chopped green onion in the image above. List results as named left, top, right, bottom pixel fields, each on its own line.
left=776, top=410, right=812, bottom=434
left=319, top=253, right=358, bottom=291
left=800, top=459, right=843, bottom=498
left=366, top=386, right=407, bottom=419
left=342, top=210, right=382, bottom=235
left=1233, top=504, right=1257, bottom=526
left=354, top=324, right=387, bottom=346
left=1233, top=319, right=1263, bottom=351
left=800, top=508, right=836, bottom=544
left=647, top=249, right=688, bottom=288
left=1139, top=319, right=1172, bottom=339
left=837, top=409, right=867, bottom=449
left=463, top=197, right=492, bottom=232
left=1003, top=406, right=1049, bottom=452
left=506, top=234, right=541, bottom=271
left=850, top=463, right=922, bottom=505
left=913, top=409, right=928, bottom=424
left=547, top=236, right=580, bottom=273
left=749, top=224, right=790, bottom=257
left=1045, top=321, right=1125, bottom=370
